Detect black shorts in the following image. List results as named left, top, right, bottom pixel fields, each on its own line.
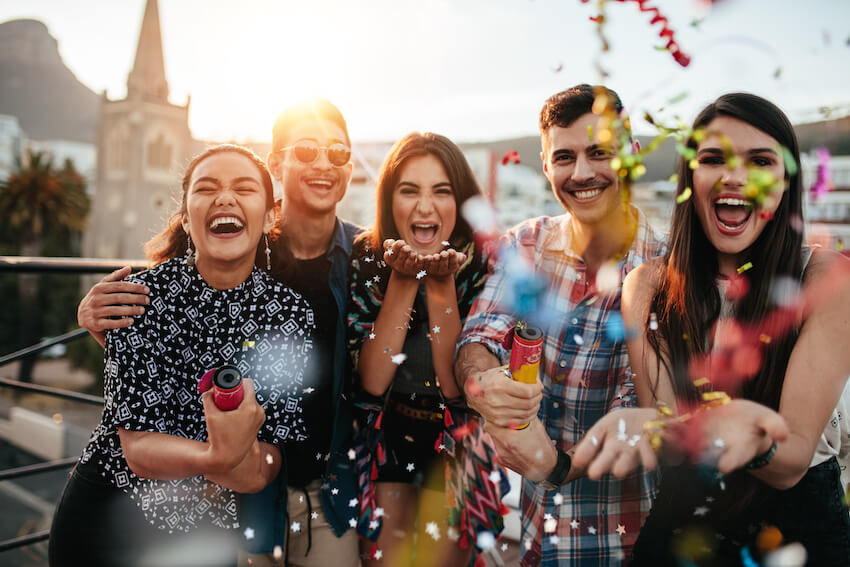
left=376, top=405, right=446, bottom=491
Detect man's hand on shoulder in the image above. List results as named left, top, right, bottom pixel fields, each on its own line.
left=78, top=266, right=150, bottom=347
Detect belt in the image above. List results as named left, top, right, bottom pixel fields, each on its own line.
left=388, top=399, right=444, bottom=422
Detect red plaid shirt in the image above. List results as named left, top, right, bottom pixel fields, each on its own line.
left=459, top=209, right=666, bottom=566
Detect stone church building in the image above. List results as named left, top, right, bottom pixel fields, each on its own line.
left=84, top=0, right=194, bottom=261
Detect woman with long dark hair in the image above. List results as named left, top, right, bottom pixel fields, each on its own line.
left=347, top=132, right=504, bottom=566
left=616, top=93, right=850, bottom=565
left=49, top=145, right=315, bottom=567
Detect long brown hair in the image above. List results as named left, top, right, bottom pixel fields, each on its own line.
left=361, top=132, right=482, bottom=251
left=648, top=93, right=804, bottom=411
left=144, top=144, right=276, bottom=267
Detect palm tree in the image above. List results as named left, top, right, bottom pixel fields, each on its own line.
left=0, top=150, right=90, bottom=382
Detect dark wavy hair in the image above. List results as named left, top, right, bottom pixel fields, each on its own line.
left=144, top=144, right=276, bottom=267
left=648, top=93, right=804, bottom=411
left=361, top=132, right=482, bottom=251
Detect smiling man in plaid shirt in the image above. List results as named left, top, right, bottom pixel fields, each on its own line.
left=454, top=84, right=666, bottom=565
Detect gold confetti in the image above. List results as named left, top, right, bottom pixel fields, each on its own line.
left=676, top=187, right=692, bottom=203
left=737, top=262, right=753, bottom=274
left=242, top=340, right=255, bottom=348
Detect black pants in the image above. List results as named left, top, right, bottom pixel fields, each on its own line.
left=49, top=464, right=238, bottom=567
left=632, top=457, right=850, bottom=566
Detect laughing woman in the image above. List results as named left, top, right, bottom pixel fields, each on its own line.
left=619, top=94, right=850, bottom=565
left=49, top=145, right=315, bottom=567
left=347, top=133, right=499, bottom=566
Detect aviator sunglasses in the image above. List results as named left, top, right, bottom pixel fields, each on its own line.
left=277, top=139, right=351, bottom=167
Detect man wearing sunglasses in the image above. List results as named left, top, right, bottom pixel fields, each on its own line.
left=76, top=99, right=362, bottom=566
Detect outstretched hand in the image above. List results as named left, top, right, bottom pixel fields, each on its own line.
left=696, top=399, right=789, bottom=474
left=420, top=248, right=468, bottom=278
left=572, top=407, right=659, bottom=480
left=383, top=239, right=427, bottom=277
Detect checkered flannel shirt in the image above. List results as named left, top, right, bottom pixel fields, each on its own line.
left=458, top=209, right=667, bottom=566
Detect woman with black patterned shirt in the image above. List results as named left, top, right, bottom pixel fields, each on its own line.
left=49, top=145, right=315, bottom=567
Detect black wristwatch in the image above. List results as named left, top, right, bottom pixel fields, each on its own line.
left=535, top=449, right=571, bottom=490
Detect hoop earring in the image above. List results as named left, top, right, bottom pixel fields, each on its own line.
left=186, top=234, right=196, bottom=267
left=264, top=234, right=272, bottom=271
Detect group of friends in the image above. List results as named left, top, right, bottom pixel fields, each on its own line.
left=45, top=84, right=850, bottom=567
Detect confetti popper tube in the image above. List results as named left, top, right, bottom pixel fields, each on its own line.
left=198, top=364, right=244, bottom=411
left=509, top=326, right=544, bottom=429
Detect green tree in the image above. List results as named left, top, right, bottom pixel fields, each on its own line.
left=0, top=151, right=90, bottom=383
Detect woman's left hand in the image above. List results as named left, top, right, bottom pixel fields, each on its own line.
left=420, top=248, right=468, bottom=278
left=694, top=399, right=789, bottom=474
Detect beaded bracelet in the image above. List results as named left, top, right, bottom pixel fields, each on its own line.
left=744, top=440, right=777, bottom=470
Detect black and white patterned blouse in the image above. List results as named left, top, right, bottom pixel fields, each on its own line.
left=79, top=257, right=315, bottom=533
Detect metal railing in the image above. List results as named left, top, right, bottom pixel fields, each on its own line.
left=0, top=256, right=145, bottom=555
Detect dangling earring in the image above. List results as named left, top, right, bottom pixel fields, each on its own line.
left=264, top=234, right=272, bottom=271
left=186, top=234, right=196, bottom=267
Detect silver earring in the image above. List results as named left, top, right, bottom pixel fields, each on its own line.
left=186, top=234, right=196, bottom=267
left=264, top=234, right=271, bottom=271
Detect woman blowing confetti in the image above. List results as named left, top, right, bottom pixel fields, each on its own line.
left=348, top=132, right=506, bottom=566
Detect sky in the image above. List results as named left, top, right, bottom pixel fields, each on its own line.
left=1, top=0, right=849, bottom=144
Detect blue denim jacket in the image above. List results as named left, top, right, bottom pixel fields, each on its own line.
left=240, top=218, right=362, bottom=552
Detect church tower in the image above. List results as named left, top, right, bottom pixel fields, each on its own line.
left=85, top=0, right=192, bottom=260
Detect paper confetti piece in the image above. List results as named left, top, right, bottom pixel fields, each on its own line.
left=676, top=187, right=692, bottom=203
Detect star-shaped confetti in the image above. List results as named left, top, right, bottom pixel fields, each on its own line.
left=291, top=521, right=301, bottom=533
left=244, top=527, right=255, bottom=540
left=445, top=307, right=453, bottom=314
left=432, top=325, right=440, bottom=334
left=588, top=526, right=597, bottom=535
left=374, top=549, right=383, bottom=560
left=489, top=470, right=501, bottom=484
left=266, top=453, right=275, bottom=465
left=553, top=493, right=564, bottom=505
left=544, top=517, right=557, bottom=533
left=303, top=387, right=315, bottom=394
left=570, top=519, right=580, bottom=529
left=370, top=520, right=379, bottom=529
left=311, top=512, right=319, bottom=520
left=406, top=462, right=415, bottom=472
left=548, top=535, right=559, bottom=545
left=349, top=518, right=357, bottom=528
left=331, top=488, right=339, bottom=495
left=694, top=506, right=709, bottom=516
left=501, top=543, right=509, bottom=552
left=368, top=332, right=376, bottom=340
left=375, top=507, right=385, bottom=517
left=349, top=498, right=358, bottom=508
left=348, top=449, right=356, bottom=460
left=416, top=270, right=427, bottom=280
left=616, top=524, right=626, bottom=536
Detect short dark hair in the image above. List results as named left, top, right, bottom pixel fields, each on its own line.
left=271, top=98, right=350, bottom=151
left=539, top=84, right=624, bottom=134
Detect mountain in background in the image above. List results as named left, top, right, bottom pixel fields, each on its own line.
left=0, top=19, right=98, bottom=144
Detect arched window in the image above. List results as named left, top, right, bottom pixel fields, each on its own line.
left=146, top=132, right=172, bottom=170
